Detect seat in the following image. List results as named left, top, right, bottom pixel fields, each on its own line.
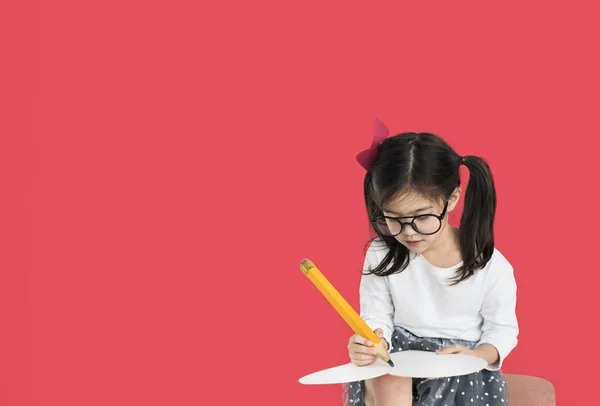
left=505, top=374, right=556, bottom=406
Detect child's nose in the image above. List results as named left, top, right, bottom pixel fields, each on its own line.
left=402, top=223, right=418, bottom=235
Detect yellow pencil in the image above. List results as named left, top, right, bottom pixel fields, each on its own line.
left=299, top=258, right=394, bottom=367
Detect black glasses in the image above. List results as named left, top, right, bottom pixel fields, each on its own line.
left=371, top=202, right=448, bottom=236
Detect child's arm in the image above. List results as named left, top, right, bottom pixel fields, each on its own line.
left=359, top=245, right=395, bottom=350
left=476, top=257, right=519, bottom=371
left=472, top=343, right=500, bottom=365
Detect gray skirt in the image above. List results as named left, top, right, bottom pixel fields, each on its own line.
left=343, top=326, right=509, bottom=405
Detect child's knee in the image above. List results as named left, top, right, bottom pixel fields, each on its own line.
left=366, top=374, right=412, bottom=393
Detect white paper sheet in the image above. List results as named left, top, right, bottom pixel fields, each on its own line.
left=299, top=350, right=487, bottom=385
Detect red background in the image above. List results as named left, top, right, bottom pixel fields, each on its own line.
left=1, top=1, right=599, bottom=405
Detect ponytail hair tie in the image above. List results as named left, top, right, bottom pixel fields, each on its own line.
left=356, top=118, right=390, bottom=171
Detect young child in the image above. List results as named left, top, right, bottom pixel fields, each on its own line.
left=345, top=120, right=518, bottom=406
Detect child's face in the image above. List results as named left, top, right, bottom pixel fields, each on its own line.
left=382, top=190, right=460, bottom=253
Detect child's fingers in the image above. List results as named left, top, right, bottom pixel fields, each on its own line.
left=351, top=358, right=376, bottom=366
left=348, top=341, right=378, bottom=356
left=351, top=334, right=372, bottom=347
left=374, top=328, right=384, bottom=338
left=436, top=344, right=463, bottom=355
left=348, top=334, right=378, bottom=366
left=349, top=349, right=377, bottom=363
left=350, top=351, right=378, bottom=362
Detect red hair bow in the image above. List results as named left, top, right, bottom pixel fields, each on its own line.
left=356, top=118, right=390, bottom=171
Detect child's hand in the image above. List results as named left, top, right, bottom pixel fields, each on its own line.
left=438, top=343, right=498, bottom=365
left=348, top=328, right=386, bottom=366
left=435, top=344, right=475, bottom=357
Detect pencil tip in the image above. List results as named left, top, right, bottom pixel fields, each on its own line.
left=387, top=359, right=394, bottom=367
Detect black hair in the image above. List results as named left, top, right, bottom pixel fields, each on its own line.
left=363, top=132, right=497, bottom=284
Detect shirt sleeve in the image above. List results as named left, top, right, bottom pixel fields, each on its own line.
left=359, top=243, right=395, bottom=351
left=477, top=256, right=519, bottom=371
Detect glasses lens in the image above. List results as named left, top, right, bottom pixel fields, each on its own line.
left=413, top=215, right=441, bottom=235
left=373, top=217, right=401, bottom=236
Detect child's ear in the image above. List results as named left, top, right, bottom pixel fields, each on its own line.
left=448, top=187, right=462, bottom=211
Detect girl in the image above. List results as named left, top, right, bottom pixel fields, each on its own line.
left=345, top=120, right=518, bottom=406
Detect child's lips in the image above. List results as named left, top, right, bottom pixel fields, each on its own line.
left=406, top=240, right=422, bottom=245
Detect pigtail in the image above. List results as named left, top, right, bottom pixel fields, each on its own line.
left=455, top=155, right=497, bottom=283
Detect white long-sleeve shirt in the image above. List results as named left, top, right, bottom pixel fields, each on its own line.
left=360, top=239, right=518, bottom=371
